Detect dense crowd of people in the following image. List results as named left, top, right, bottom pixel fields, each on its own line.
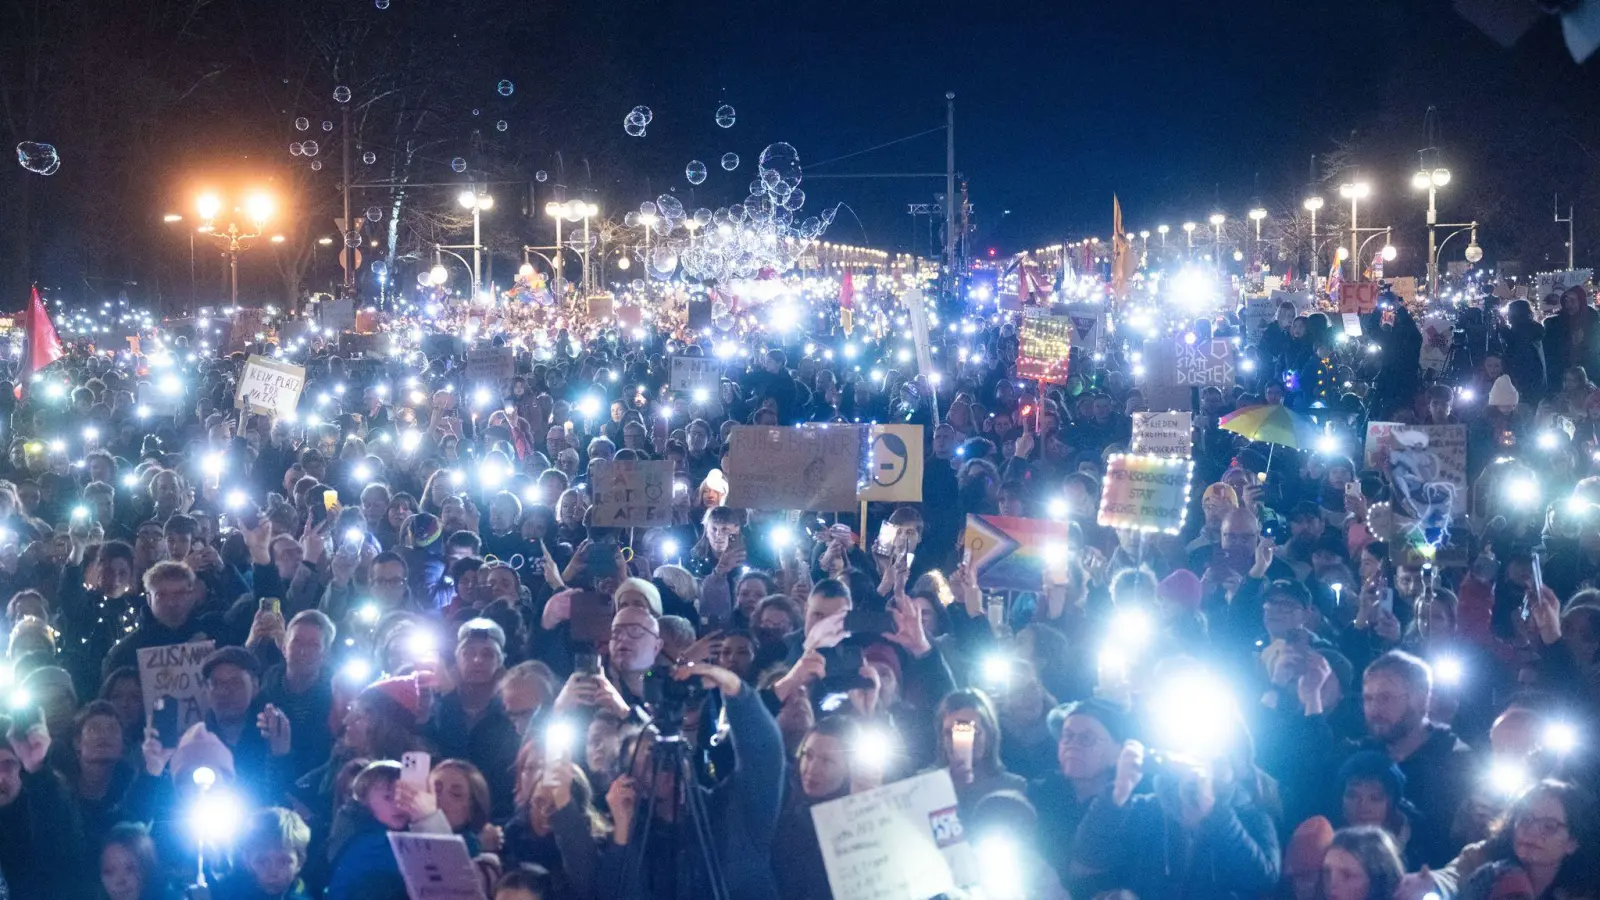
left=1, top=276, right=1599, bottom=900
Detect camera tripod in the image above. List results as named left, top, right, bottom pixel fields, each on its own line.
left=616, top=726, right=731, bottom=900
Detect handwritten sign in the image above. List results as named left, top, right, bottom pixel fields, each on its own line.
left=1241, top=296, right=1276, bottom=341
left=1131, top=411, right=1193, bottom=458
left=1390, top=276, right=1418, bottom=304
left=859, top=424, right=923, bottom=503
left=235, top=355, right=306, bottom=418
left=1339, top=282, right=1379, bottom=314
left=1066, top=308, right=1107, bottom=355
left=1419, top=314, right=1452, bottom=373
left=961, top=515, right=1072, bottom=590
left=464, top=345, right=514, bottom=384
left=588, top=459, right=675, bottom=527
left=1342, top=313, right=1363, bottom=336
left=388, top=833, right=485, bottom=900
left=1017, top=311, right=1073, bottom=383
left=1364, top=422, right=1468, bottom=515
left=1174, top=338, right=1236, bottom=388
left=138, top=641, right=215, bottom=740
left=810, top=768, right=976, bottom=900
left=1097, top=453, right=1195, bottom=534
left=228, top=307, right=266, bottom=351
left=905, top=288, right=934, bottom=375
left=724, top=425, right=867, bottom=512
left=669, top=356, right=721, bottom=394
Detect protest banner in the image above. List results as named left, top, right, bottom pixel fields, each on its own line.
left=859, top=424, right=923, bottom=503
left=588, top=459, right=675, bottom=527
left=905, top=288, right=934, bottom=375
left=810, top=768, right=976, bottom=900
left=1342, top=313, right=1363, bottom=336
left=1097, top=453, right=1195, bottom=534
left=1271, top=290, right=1315, bottom=315
left=319, top=295, right=356, bottom=333
left=1174, top=338, right=1236, bottom=388
left=1017, top=310, right=1073, bottom=383
left=235, top=355, right=306, bottom=418
left=1338, top=282, right=1379, bottom=314
left=227, top=307, right=266, bottom=351
left=1065, top=308, right=1107, bottom=355
left=1419, top=315, right=1453, bottom=373
left=388, top=833, right=486, bottom=900
left=138, top=640, right=215, bottom=741
left=1130, top=411, right=1193, bottom=457
left=464, top=345, right=515, bottom=383
left=962, top=515, right=1072, bottom=590
left=1534, top=269, right=1592, bottom=301
left=587, top=294, right=615, bottom=321
left=1390, top=276, right=1418, bottom=304
left=669, top=356, right=721, bottom=394
left=1241, top=296, right=1276, bottom=340
left=1364, top=422, right=1468, bottom=515
left=724, top=425, right=868, bottom=511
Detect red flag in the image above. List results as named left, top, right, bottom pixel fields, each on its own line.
left=22, top=286, right=64, bottom=381
left=839, top=271, right=855, bottom=309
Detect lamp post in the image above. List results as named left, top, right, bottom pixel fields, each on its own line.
left=1182, top=221, right=1196, bottom=255
left=1437, top=223, right=1483, bottom=270
left=196, top=191, right=273, bottom=309
left=1248, top=207, right=1267, bottom=258
left=1338, top=180, right=1371, bottom=281
left=1357, top=229, right=1396, bottom=273
left=543, top=202, right=567, bottom=299
left=1411, top=166, right=1451, bottom=296
left=457, top=188, right=494, bottom=299
left=638, top=211, right=658, bottom=270
left=1303, top=196, right=1324, bottom=291
left=1209, top=213, right=1226, bottom=273
left=1157, top=224, right=1169, bottom=249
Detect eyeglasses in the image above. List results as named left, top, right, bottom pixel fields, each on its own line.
left=612, top=623, right=658, bottom=641
left=372, top=576, right=406, bottom=587
left=1515, top=815, right=1569, bottom=838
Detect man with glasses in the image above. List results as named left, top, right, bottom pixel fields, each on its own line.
left=1030, top=699, right=1133, bottom=896
left=321, top=550, right=414, bottom=631
left=201, top=646, right=294, bottom=798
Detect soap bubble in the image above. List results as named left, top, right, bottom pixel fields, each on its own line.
left=782, top=188, right=806, bottom=211
left=366, top=206, right=382, bottom=222
left=566, top=229, right=597, bottom=253
left=302, top=140, right=320, bottom=157
left=639, top=201, right=658, bottom=217
left=450, top=157, right=467, bottom=173
left=759, top=142, right=802, bottom=193
left=535, top=170, right=548, bottom=183
left=715, top=104, right=736, bottom=128
left=362, top=151, right=377, bottom=165
left=685, top=160, right=707, bottom=185
left=289, top=142, right=304, bottom=157
left=624, top=112, right=647, bottom=137
left=310, top=160, right=323, bottom=171
left=624, top=211, right=639, bottom=227
left=16, top=140, right=59, bottom=174
left=294, top=117, right=310, bottom=131
left=651, top=246, right=679, bottom=277
left=371, top=260, right=388, bottom=276
left=471, top=108, right=480, bottom=116
left=631, top=105, right=653, bottom=125
left=322, top=121, right=333, bottom=132
left=496, top=120, right=507, bottom=132
left=345, top=232, right=362, bottom=248
left=333, top=85, right=351, bottom=103
left=656, top=195, right=685, bottom=221
left=721, top=152, right=740, bottom=171
left=375, top=0, right=389, bottom=8
left=497, top=80, right=514, bottom=96
left=693, top=208, right=712, bottom=227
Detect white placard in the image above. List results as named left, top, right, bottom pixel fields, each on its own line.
left=669, top=356, right=721, bottom=394
left=588, top=459, right=676, bottom=527
left=1131, top=411, right=1193, bottom=457
left=388, top=832, right=485, bottom=900
left=236, top=355, right=306, bottom=418
left=724, top=425, right=867, bottom=512
left=810, top=769, right=975, bottom=900
left=138, top=641, right=215, bottom=739
left=463, top=346, right=514, bottom=383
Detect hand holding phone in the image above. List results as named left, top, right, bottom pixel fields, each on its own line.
left=400, top=751, right=431, bottom=788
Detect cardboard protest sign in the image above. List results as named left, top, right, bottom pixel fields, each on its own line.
left=1419, top=315, right=1453, bottom=373
left=1066, top=308, right=1107, bottom=355
left=1241, top=296, right=1276, bottom=341
left=138, top=641, right=215, bottom=742
left=587, top=294, right=615, bottom=321
left=235, top=355, right=306, bottom=418
left=1390, top=276, right=1418, bottom=304
left=1131, top=411, right=1193, bottom=457
left=1174, top=338, right=1236, bottom=388
left=588, top=459, right=675, bottom=527
left=1017, top=311, right=1073, bottom=383
left=810, top=768, right=976, bottom=900
left=669, top=356, right=721, bottom=394
left=961, top=515, right=1072, bottom=590
left=904, top=288, right=934, bottom=374
left=227, top=307, right=266, bottom=351
left=1097, top=453, right=1195, bottom=535
left=1534, top=269, right=1592, bottom=302
left=724, top=425, right=868, bottom=512
left=319, top=296, right=356, bottom=333
left=1342, top=313, right=1363, bottom=336
left=464, top=345, right=514, bottom=383
left=1339, top=283, right=1379, bottom=314
left=388, top=833, right=486, bottom=900
left=859, top=424, right=923, bottom=503
left=1364, top=422, right=1468, bottom=515
left=1271, top=290, right=1314, bottom=315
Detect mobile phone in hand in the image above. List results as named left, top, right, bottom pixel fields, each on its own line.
left=400, top=751, right=431, bottom=788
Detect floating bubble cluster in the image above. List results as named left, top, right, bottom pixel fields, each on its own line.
left=721, top=152, right=739, bottom=171
left=302, top=140, right=320, bottom=157
left=17, top=142, right=60, bottom=175
left=685, top=160, right=707, bottom=185
left=450, top=157, right=467, bottom=173
left=635, top=143, right=833, bottom=283
left=715, top=104, right=736, bottom=128
left=497, top=80, right=514, bottom=96
left=623, top=105, right=652, bottom=137
left=333, top=85, right=351, bottom=104
left=294, top=117, right=310, bottom=131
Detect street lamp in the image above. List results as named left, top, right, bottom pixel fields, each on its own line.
left=638, top=211, right=658, bottom=272
left=458, top=188, right=494, bottom=298
left=196, top=190, right=273, bottom=309
left=1303, top=196, right=1325, bottom=290
left=1412, top=166, right=1452, bottom=296
left=1248, top=207, right=1267, bottom=263
left=1339, top=180, right=1371, bottom=280
left=1182, top=221, right=1196, bottom=253
left=543, top=201, right=568, bottom=299
left=1209, top=213, right=1226, bottom=273
left=1157, top=224, right=1169, bottom=248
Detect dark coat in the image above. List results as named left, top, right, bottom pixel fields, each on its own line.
left=425, top=692, right=521, bottom=819
left=0, top=767, right=92, bottom=900
left=1072, top=788, right=1281, bottom=900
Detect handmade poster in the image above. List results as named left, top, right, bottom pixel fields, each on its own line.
left=1130, top=411, right=1193, bottom=458
left=1342, top=313, right=1363, bottom=336
left=235, top=356, right=306, bottom=418
left=669, top=356, right=721, bottom=394
left=1271, top=290, right=1315, bottom=315
left=858, top=424, right=923, bottom=503
left=905, top=288, right=934, bottom=375
left=388, top=833, right=486, bottom=900
left=724, top=425, right=868, bottom=511
left=1097, top=453, right=1195, bottom=535
left=1017, top=311, right=1073, bottom=383
left=962, top=515, right=1072, bottom=590
left=138, top=641, right=216, bottom=741
left=227, top=307, right=266, bottom=351
left=810, top=768, right=976, bottom=900
left=1418, top=315, right=1453, bottom=373
left=464, top=346, right=515, bottom=383
left=587, top=294, right=615, bottom=320
left=1364, top=422, right=1468, bottom=516
left=1241, top=296, right=1276, bottom=340
left=1338, top=283, right=1379, bottom=314
left=588, top=459, right=675, bottom=527
left=1390, top=276, right=1418, bottom=304
left=1174, top=338, right=1236, bottom=388
left=319, top=295, right=356, bottom=333
left=1534, top=269, right=1592, bottom=302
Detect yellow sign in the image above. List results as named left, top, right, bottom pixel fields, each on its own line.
left=859, top=424, right=923, bottom=503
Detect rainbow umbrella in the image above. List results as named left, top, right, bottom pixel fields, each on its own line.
left=1218, top=404, right=1323, bottom=465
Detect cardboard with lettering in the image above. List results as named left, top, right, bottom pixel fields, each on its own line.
left=1131, top=411, right=1193, bottom=458
left=1065, top=308, right=1107, bottom=355
left=1241, top=296, right=1276, bottom=341
left=388, top=833, right=486, bottom=900
left=859, top=424, right=923, bottom=503
left=228, top=307, right=266, bottom=351
left=235, top=356, right=306, bottom=418
left=1097, top=453, right=1195, bottom=534
left=1339, top=283, right=1380, bottom=314
left=961, top=515, right=1073, bottom=590
left=138, top=641, right=215, bottom=744
left=1389, top=276, right=1418, bottom=304
left=724, top=425, right=868, bottom=512
left=810, top=768, right=976, bottom=900
left=1017, top=311, right=1073, bottom=383
left=464, top=345, right=515, bottom=383
left=669, top=356, right=721, bottom=394
left=1363, top=422, right=1468, bottom=515
left=1174, top=338, right=1237, bottom=388
left=588, top=459, right=675, bottom=527
left=1418, top=315, right=1453, bottom=373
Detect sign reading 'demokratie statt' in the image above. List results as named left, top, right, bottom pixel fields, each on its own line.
left=1097, top=453, right=1195, bottom=534
left=236, top=356, right=306, bottom=418
left=724, top=424, right=868, bottom=511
